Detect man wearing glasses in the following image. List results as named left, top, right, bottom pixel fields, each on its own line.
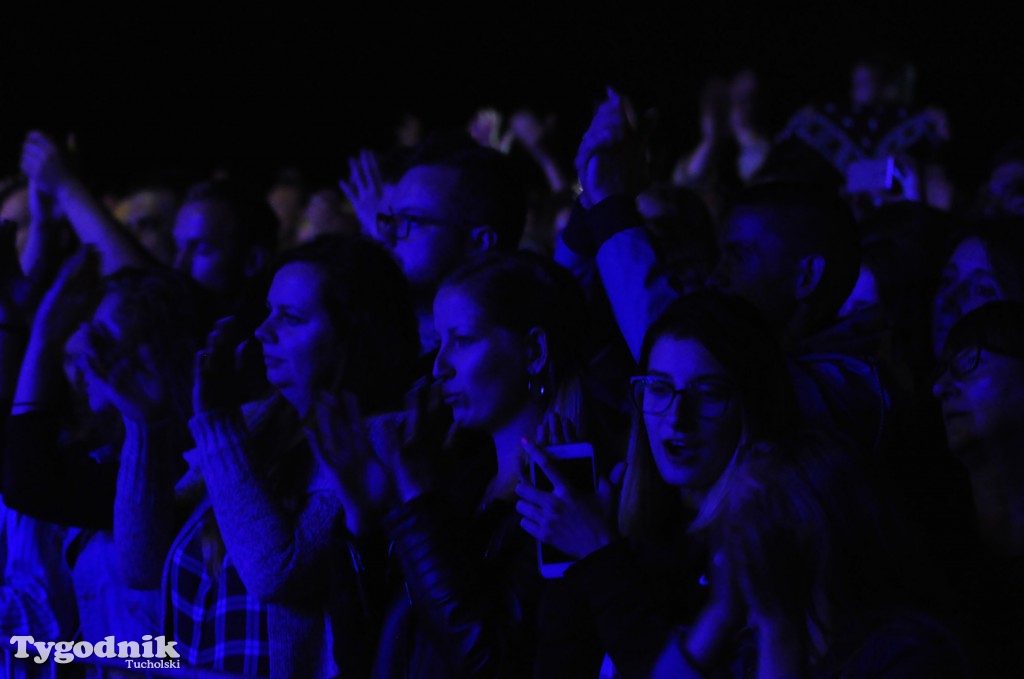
left=376, top=141, right=526, bottom=352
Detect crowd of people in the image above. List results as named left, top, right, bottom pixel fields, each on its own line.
left=2, top=55, right=1024, bottom=678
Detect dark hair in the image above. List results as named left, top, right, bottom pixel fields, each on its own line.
left=99, top=268, right=215, bottom=422
left=406, top=134, right=528, bottom=251
left=619, top=290, right=799, bottom=539
left=712, top=432, right=921, bottom=648
left=729, top=182, right=861, bottom=321
left=942, top=300, right=1024, bottom=362
left=198, top=236, right=418, bottom=577
left=183, top=178, right=279, bottom=254
left=946, top=218, right=1024, bottom=303
left=438, top=250, right=589, bottom=426
left=276, top=234, right=419, bottom=414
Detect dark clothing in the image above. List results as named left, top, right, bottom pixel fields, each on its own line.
left=371, top=454, right=542, bottom=679
left=812, top=611, right=968, bottom=679
left=2, top=409, right=117, bottom=528
left=536, top=537, right=708, bottom=679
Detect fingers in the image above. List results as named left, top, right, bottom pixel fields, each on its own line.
left=520, top=438, right=570, bottom=491
left=536, top=413, right=578, bottom=447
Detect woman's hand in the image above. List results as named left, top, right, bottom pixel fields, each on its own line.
left=80, top=323, right=169, bottom=425
left=515, top=434, right=618, bottom=561
left=374, top=378, right=452, bottom=503
left=193, top=316, right=249, bottom=415
left=307, top=391, right=395, bottom=536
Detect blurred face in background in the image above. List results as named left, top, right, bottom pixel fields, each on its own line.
left=932, top=237, right=1007, bottom=356
left=173, top=200, right=245, bottom=297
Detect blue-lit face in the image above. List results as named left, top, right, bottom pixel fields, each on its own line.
left=643, top=336, right=742, bottom=490
left=933, top=347, right=1024, bottom=454
left=255, top=263, right=341, bottom=415
left=932, top=238, right=1007, bottom=356
left=172, top=200, right=244, bottom=296
left=386, top=166, right=470, bottom=293
left=712, top=207, right=797, bottom=329
left=432, top=286, right=531, bottom=434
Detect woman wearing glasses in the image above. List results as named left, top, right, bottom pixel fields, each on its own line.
left=524, top=290, right=798, bottom=678
left=932, top=300, right=1024, bottom=676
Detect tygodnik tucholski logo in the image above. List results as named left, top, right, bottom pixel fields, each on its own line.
left=9, top=635, right=181, bottom=669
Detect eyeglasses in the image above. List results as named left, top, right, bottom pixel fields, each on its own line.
left=935, top=346, right=981, bottom=384
left=376, top=212, right=465, bottom=245
left=630, top=376, right=734, bottom=419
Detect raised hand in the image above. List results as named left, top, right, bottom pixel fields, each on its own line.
left=339, top=150, right=386, bottom=239
left=515, top=435, right=617, bottom=560
left=307, top=391, right=394, bottom=536
left=371, top=378, right=453, bottom=503
left=574, top=88, right=645, bottom=207
left=20, top=132, right=76, bottom=196
left=468, top=108, right=512, bottom=152
left=193, top=316, right=250, bottom=414
left=80, top=322, right=169, bottom=424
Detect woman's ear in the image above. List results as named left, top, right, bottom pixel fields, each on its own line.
left=525, top=327, right=549, bottom=377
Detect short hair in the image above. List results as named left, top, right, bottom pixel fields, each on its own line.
left=946, top=218, right=1024, bottom=303
left=276, top=235, right=419, bottom=414
left=729, top=182, right=861, bottom=319
left=183, top=178, right=279, bottom=254
left=619, top=290, right=799, bottom=539
left=406, top=132, right=527, bottom=251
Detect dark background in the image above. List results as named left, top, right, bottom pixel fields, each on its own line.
left=2, top=9, right=1020, bottom=193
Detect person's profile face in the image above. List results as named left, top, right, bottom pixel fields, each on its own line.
left=641, top=335, right=742, bottom=491
left=932, top=238, right=1006, bottom=356
left=386, top=166, right=471, bottom=293
left=255, top=262, right=341, bottom=411
left=933, top=346, right=1024, bottom=455
left=431, top=286, right=531, bottom=434
left=172, top=200, right=244, bottom=296
left=987, top=161, right=1024, bottom=217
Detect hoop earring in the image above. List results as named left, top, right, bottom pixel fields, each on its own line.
left=527, top=378, right=546, bottom=399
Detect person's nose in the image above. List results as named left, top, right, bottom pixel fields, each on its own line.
left=254, top=316, right=275, bottom=346
left=932, top=370, right=958, bottom=402
left=173, top=244, right=193, bottom=274
left=432, top=344, right=453, bottom=382
left=664, top=391, right=699, bottom=432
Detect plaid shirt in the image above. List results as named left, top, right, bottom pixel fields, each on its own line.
left=167, top=499, right=270, bottom=676
left=1, top=497, right=76, bottom=639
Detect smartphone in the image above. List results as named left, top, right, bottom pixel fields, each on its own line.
left=531, top=442, right=597, bottom=579
left=847, top=157, right=895, bottom=193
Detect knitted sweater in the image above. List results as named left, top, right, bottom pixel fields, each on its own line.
left=115, top=405, right=342, bottom=678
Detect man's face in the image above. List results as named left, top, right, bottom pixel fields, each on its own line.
left=172, top=200, right=245, bottom=296
left=384, top=165, right=471, bottom=294
left=711, top=207, right=797, bottom=330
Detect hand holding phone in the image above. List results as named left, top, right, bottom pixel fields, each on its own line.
left=516, top=440, right=615, bottom=578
